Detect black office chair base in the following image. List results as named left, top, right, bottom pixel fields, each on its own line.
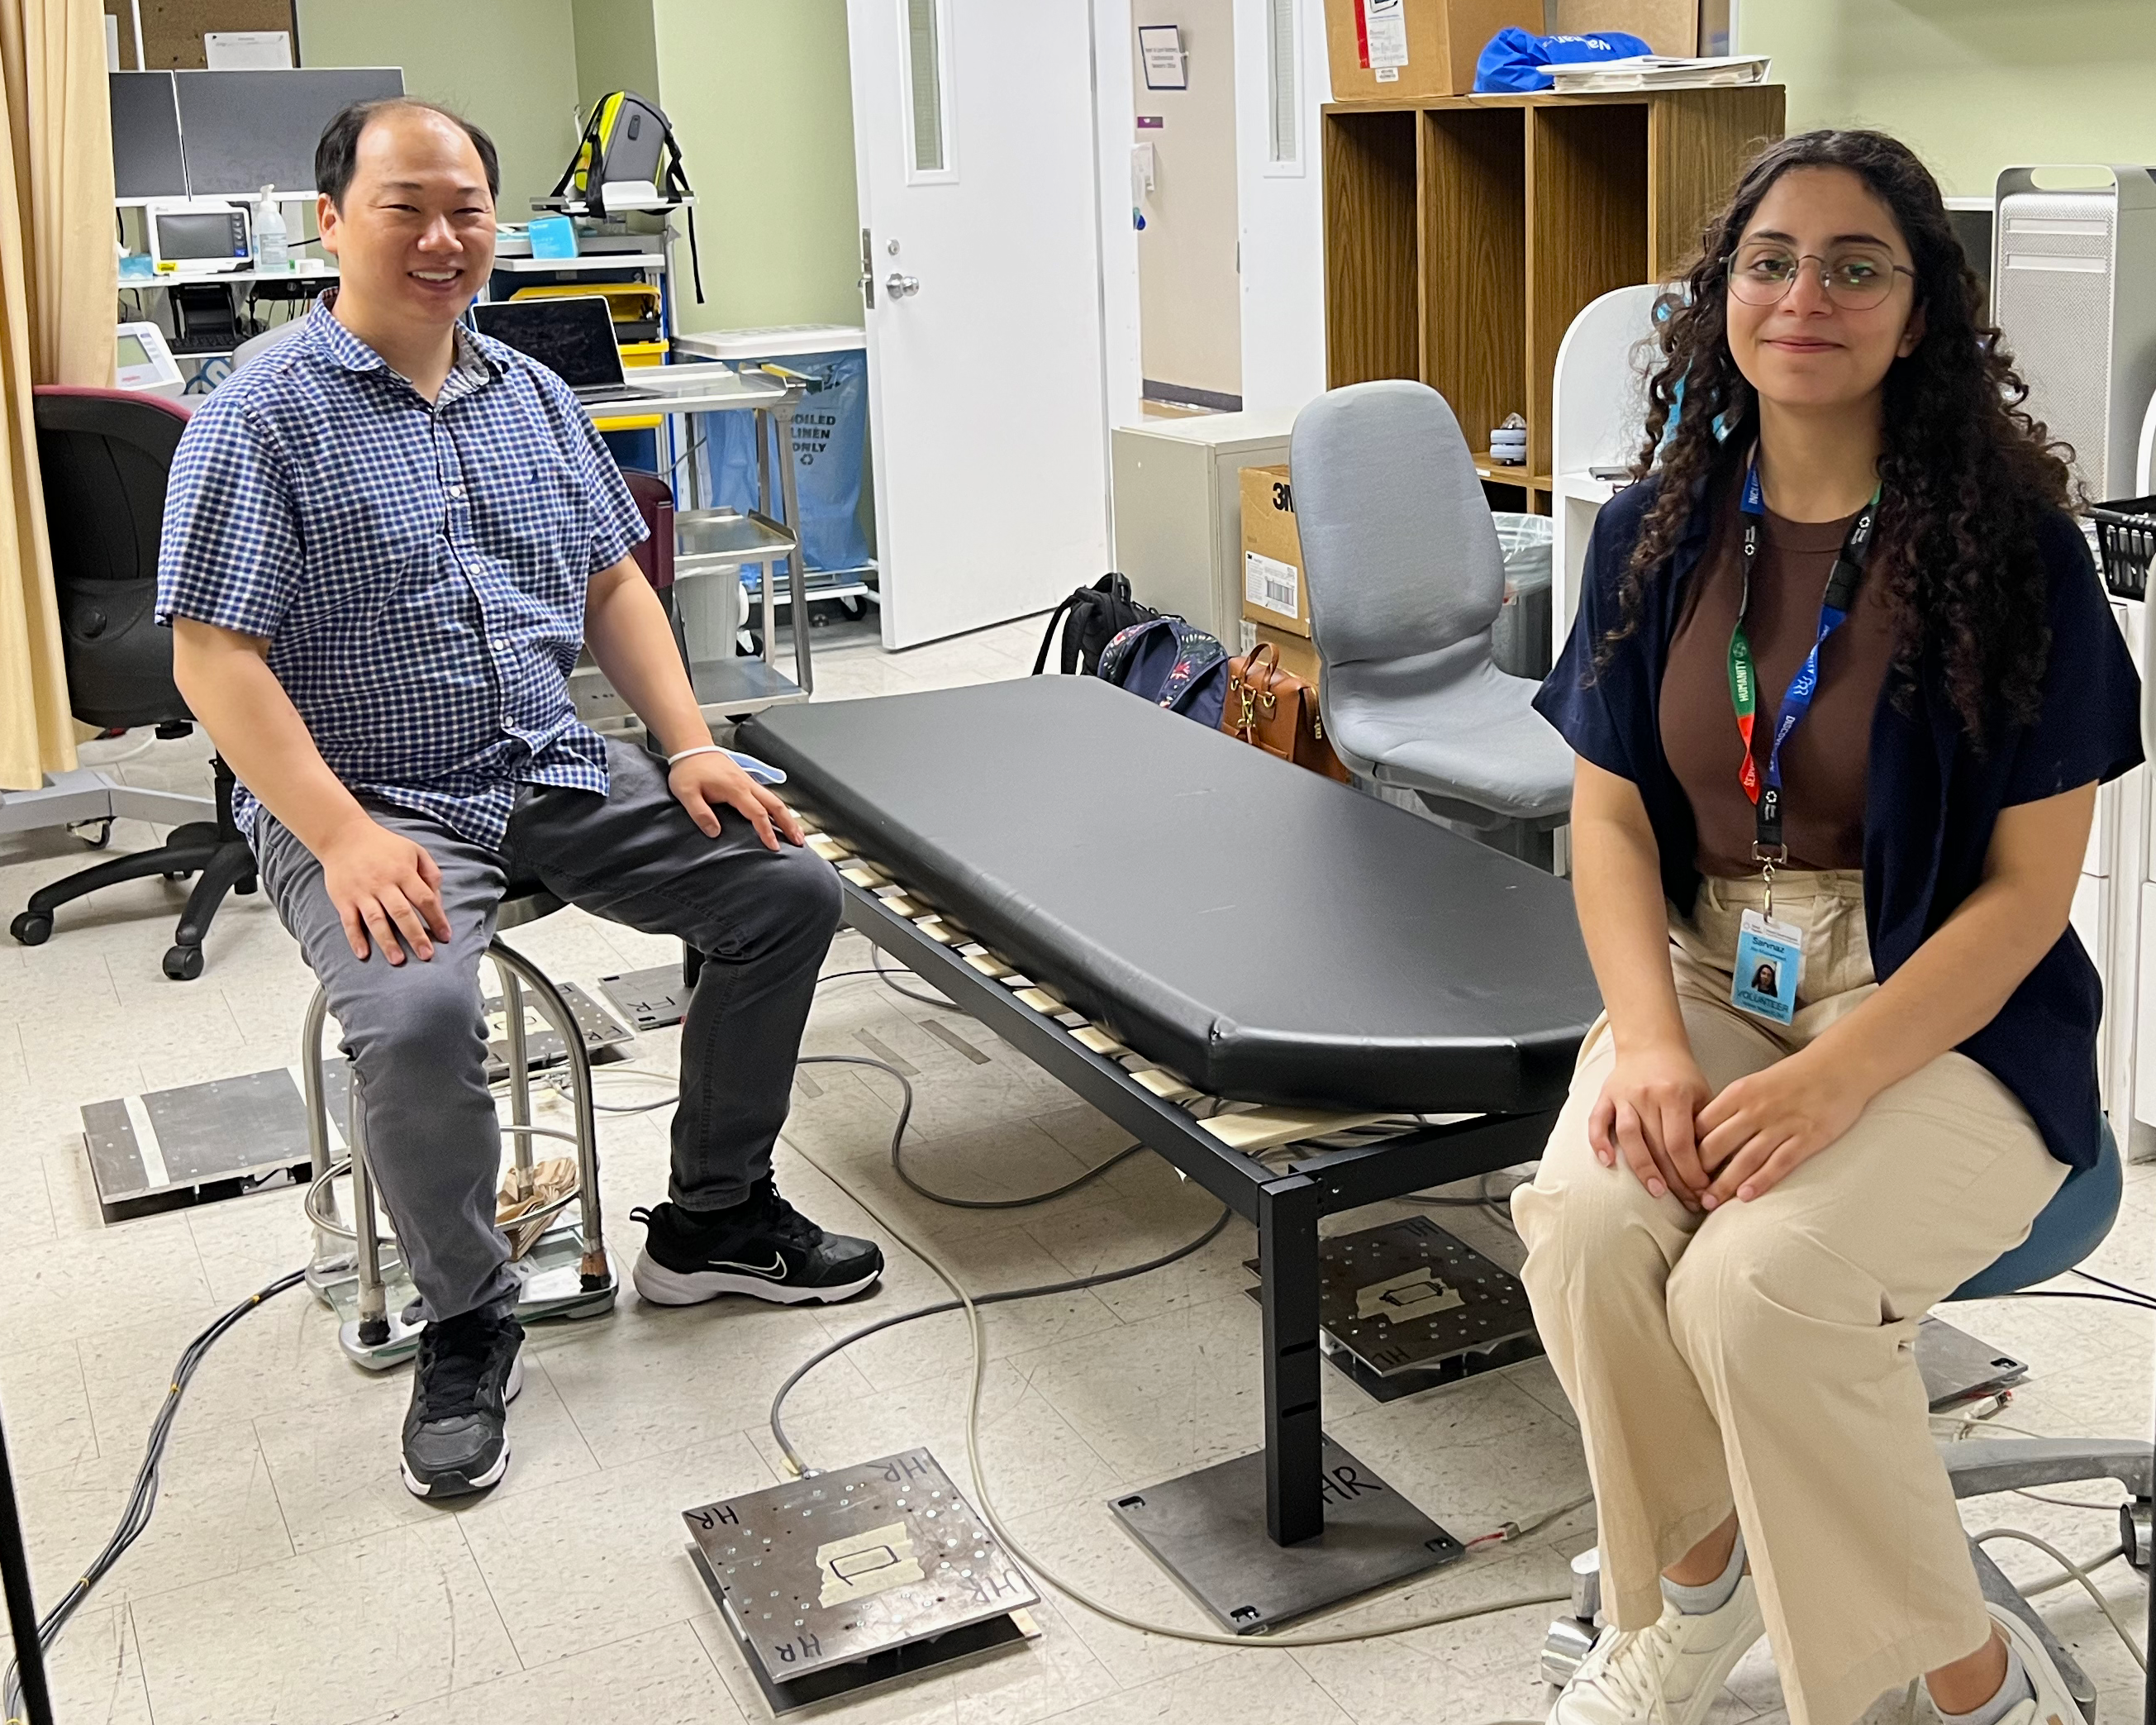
left=11, top=758, right=256, bottom=981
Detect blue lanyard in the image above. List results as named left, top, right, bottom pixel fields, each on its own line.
left=1734, top=455, right=1880, bottom=860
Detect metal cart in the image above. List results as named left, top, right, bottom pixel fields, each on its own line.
left=565, top=364, right=816, bottom=724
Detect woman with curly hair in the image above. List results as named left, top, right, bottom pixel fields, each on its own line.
left=1519, top=129, right=2141, bottom=1725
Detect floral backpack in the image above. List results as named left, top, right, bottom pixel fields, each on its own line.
left=1093, top=617, right=1230, bottom=731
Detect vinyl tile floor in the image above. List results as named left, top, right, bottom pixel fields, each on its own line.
left=2, top=615, right=2151, bottom=1725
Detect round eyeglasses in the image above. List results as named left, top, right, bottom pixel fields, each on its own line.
left=1725, top=241, right=1916, bottom=311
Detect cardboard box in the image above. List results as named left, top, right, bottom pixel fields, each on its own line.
left=1323, top=0, right=1540, bottom=102
left=1550, top=0, right=1732, bottom=57
left=1240, top=464, right=1311, bottom=640
left=1251, top=623, right=1322, bottom=686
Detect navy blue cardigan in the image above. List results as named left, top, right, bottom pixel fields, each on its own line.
left=1535, top=477, right=2144, bottom=1170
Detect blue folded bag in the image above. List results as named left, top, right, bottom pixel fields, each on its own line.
left=1474, top=26, right=1654, bottom=93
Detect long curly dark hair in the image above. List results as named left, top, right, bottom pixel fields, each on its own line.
left=1609, top=129, right=2073, bottom=738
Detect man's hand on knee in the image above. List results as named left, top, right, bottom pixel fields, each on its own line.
left=668, top=752, right=804, bottom=851
left=322, top=818, right=453, bottom=965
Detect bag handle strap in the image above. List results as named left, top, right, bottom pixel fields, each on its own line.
left=1059, top=593, right=1097, bottom=676
left=1228, top=641, right=1279, bottom=738
left=1031, top=593, right=1080, bottom=675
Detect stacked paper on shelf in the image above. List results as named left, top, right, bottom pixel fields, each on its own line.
left=1545, top=53, right=1770, bottom=91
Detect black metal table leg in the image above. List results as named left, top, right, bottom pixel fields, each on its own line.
left=0, top=1408, right=55, bottom=1725
left=1259, top=1172, right=1325, bottom=1547
left=825, top=876, right=1488, bottom=1629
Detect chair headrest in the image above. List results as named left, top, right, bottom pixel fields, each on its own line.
left=1288, top=379, right=1507, bottom=665
left=34, top=384, right=191, bottom=430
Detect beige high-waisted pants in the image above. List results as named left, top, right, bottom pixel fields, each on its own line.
left=1512, top=870, right=2066, bottom=1725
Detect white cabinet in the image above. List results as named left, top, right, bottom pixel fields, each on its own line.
left=1109, top=410, right=1302, bottom=646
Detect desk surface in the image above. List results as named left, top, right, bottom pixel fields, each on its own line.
left=584, top=369, right=795, bottom=420
left=744, top=677, right=1600, bottom=1113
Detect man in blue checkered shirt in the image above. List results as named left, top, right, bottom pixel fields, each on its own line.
left=158, top=99, right=883, bottom=1501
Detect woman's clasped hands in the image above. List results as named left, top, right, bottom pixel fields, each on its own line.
left=1590, top=1043, right=1872, bottom=1209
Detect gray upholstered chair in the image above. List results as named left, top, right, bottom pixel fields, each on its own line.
left=229, top=317, right=307, bottom=372
left=1290, top=380, right=1573, bottom=853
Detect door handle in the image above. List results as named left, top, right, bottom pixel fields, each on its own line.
left=884, top=273, right=921, bottom=299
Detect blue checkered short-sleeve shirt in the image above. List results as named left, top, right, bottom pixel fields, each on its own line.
left=156, top=297, right=650, bottom=850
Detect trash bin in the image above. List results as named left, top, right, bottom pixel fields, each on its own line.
left=683, top=326, right=873, bottom=593
left=1490, top=512, right=1554, bottom=681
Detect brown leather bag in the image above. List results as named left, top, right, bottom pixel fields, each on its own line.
left=1220, top=642, right=1350, bottom=782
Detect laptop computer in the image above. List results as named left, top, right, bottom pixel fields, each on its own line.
left=470, top=296, right=648, bottom=405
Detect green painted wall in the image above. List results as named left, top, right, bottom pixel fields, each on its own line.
left=571, top=0, right=660, bottom=113
left=650, top=0, right=863, bottom=333
left=294, top=0, right=582, bottom=215
left=1738, top=1, right=2156, bottom=199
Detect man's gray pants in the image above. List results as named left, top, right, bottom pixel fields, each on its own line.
left=255, top=738, right=841, bottom=1322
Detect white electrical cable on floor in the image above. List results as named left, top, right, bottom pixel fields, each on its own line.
left=1973, top=1527, right=2146, bottom=1670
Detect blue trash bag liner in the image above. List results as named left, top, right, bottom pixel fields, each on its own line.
left=1475, top=26, right=1653, bottom=93
left=709, top=348, right=871, bottom=582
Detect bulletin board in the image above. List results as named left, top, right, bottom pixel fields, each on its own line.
left=104, top=0, right=300, bottom=71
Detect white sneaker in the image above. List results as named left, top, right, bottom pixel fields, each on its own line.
left=1550, top=1577, right=1765, bottom=1725
left=1984, top=1603, right=2089, bottom=1725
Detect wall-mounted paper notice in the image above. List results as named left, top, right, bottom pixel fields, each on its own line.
left=205, top=31, right=293, bottom=70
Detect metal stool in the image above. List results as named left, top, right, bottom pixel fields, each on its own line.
left=300, top=884, right=617, bottom=1369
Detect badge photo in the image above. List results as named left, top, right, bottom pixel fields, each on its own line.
left=1732, top=908, right=1803, bottom=1026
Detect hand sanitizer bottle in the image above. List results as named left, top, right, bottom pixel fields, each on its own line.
left=255, top=187, right=288, bottom=270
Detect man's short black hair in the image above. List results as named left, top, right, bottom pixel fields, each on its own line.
left=315, top=98, right=500, bottom=207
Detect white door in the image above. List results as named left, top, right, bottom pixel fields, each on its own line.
left=849, top=0, right=1114, bottom=649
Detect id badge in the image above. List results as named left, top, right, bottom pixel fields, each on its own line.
left=1732, top=908, right=1802, bottom=1025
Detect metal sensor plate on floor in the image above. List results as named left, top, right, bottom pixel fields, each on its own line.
left=685, top=1446, right=1039, bottom=1713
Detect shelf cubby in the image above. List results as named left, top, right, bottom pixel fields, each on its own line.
left=1324, top=84, right=1784, bottom=511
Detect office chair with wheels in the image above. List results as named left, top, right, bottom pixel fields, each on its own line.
left=1290, top=379, right=1574, bottom=863
left=1540, top=1122, right=2146, bottom=1723
left=9, top=387, right=255, bottom=981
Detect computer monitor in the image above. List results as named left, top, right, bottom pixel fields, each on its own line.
left=471, top=298, right=627, bottom=388
left=174, top=67, right=404, bottom=195
left=110, top=72, right=188, bottom=198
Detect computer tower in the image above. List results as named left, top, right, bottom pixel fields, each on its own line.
left=1991, top=166, right=2156, bottom=503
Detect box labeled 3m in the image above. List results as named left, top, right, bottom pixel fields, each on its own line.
left=1241, top=463, right=1311, bottom=639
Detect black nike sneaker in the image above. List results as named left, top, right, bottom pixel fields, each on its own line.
left=401, top=1305, right=524, bottom=1501
left=631, top=1180, right=885, bottom=1306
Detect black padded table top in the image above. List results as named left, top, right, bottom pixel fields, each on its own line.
left=741, top=677, right=1601, bottom=1115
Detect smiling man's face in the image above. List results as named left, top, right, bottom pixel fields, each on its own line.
left=318, top=105, right=497, bottom=342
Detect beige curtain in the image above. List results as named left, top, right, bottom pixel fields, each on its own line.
left=0, top=0, right=115, bottom=790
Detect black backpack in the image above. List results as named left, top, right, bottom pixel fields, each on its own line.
left=1031, top=573, right=1157, bottom=676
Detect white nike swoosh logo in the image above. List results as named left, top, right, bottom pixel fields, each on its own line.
left=707, top=1254, right=788, bottom=1280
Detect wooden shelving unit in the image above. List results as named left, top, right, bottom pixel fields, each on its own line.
left=1322, top=85, right=1785, bottom=511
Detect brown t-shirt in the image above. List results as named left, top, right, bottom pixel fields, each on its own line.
left=1659, top=482, right=1899, bottom=875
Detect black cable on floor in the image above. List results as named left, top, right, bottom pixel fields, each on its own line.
left=2072, top=1266, right=2156, bottom=1304
left=2, top=1270, right=307, bottom=1723
left=1999, top=1290, right=2156, bottom=1314
left=1400, top=1172, right=1524, bottom=1239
